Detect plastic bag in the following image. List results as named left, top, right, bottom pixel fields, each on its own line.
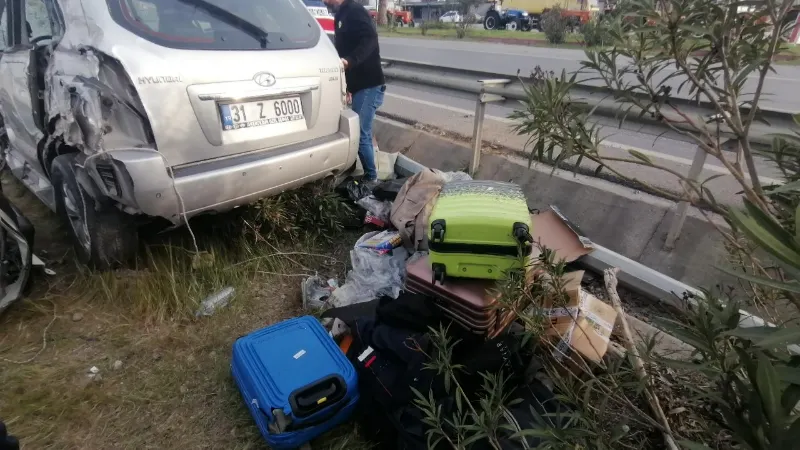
left=440, top=171, right=472, bottom=183
left=344, top=180, right=374, bottom=202
left=356, top=195, right=393, bottom=222
left=329, top=232, right=409, bottom=307
left=301, top=276, right=339, bottom=310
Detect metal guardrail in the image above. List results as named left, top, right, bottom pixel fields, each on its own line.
left=382, top=57, right=797, bottom=248
left=380, top=57, right=797, bottom=145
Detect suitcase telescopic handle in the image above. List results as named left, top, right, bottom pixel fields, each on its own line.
left=288, top=374, right=348, bottom=419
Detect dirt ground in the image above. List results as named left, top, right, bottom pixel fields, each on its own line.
left=0, top=176, right=369, bottom=450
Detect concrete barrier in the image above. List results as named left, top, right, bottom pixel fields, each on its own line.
left=375, top=117, right=737, bottom=292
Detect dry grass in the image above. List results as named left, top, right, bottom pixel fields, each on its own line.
left=0, top=175, right=372, bottom=450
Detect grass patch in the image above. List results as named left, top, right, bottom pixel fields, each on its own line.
left=0, top=177, right=371, bottom=449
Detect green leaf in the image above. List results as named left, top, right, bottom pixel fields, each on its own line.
left=726, top=326, right=800, bottom=349
left=756, top=353, right=783, bottom=427
left=768, top=179, right=800, bottom=195
left=714, top=265, right=800, bottom=293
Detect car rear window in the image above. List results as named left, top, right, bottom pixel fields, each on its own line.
left=106, top=0, right=320, bottom=50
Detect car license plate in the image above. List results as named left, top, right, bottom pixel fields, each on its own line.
left=219, top=97, right=304, bottom=131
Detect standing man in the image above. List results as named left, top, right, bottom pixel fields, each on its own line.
left=324, top=0, right=386, bottom=182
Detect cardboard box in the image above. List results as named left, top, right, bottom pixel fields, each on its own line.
left=539, top=271, right=618, bottom=364
left=529, top=207, right=594, bottom=264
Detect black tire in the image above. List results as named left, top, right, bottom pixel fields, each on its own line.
left=484, top=11, right=500, bottom=30
left=395, top=18, right=403, bottom=27
left=51, top=154, right=138, bottom=270
left=509, top=18, right=521, bottom=31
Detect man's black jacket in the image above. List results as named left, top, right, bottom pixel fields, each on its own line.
left=334, top=0, right=385, bottom=93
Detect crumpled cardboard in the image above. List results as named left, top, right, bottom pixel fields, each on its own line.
left=541, top=271, right=618, bottom=364
left=529, top=206, right=594, bottom=264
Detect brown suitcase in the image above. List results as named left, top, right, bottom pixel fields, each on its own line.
left=405, top=255, right=516, bottom=337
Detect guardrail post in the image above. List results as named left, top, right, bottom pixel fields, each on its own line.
left=664, top=145, right=707, bottom=250
left=469, top=79, right=510, bottom=176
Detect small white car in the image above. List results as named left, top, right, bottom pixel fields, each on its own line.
left=438, top=10, right=462, bottom=23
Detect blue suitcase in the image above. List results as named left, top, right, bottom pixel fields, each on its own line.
left=231, top=316, right=359, bottom=449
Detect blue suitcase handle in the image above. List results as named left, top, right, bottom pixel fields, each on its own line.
left=288, top=374, right=347, bottom=419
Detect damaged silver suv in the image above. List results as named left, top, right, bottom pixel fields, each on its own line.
left=0, top=0, right=357, bottom=268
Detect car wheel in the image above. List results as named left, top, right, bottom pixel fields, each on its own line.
left=507, top=19, right=519, bottom=31
left=51, top=154, right=138, bottom=270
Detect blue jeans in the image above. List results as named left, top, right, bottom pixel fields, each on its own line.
left=351, top=85, right=386, bottom=181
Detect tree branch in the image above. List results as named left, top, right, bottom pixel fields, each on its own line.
left=604, top=268, right=680, bottom=450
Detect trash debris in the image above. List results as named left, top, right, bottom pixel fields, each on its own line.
left=329, top=232, right=408, bottom=307
left=372, top=177, right=408, bottom=202
left=328, top=318, right=350, bottom=340
left=355, top=195, right=392, bottom=222
left=88, top=366, right=100, bottom=375
left=355, top=230, right=402, bottom=254
left=195, top=286, right=235, bottom=317
left=344, top=180, right=373, bottom=202
left=112, top=360, right=123, bottom=370
left=301, top=276, right=338, bottom=310
left=363, top=212, right=387, bottom=229
left=72, top=312, right=84, bottom=322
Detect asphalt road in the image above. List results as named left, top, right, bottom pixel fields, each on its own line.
left=379, top=36, right=800, bottom=112
left=376, top=37, right=790, bottom=205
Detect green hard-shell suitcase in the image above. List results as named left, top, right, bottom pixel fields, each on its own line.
left=428, top=180, right=533, bottom=283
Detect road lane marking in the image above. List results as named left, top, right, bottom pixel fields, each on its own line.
left=384, top=91, right=782, bottom=185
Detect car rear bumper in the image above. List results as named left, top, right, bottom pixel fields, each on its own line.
left=83, top=109, right=359, bottom=223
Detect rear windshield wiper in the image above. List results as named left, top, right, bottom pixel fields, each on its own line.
left=175, top=0, right=269, bottom=48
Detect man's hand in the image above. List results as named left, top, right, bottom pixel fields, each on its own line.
left=341, top=58, right=349, bottom=69
left=346, top=92, right=352, bottom=105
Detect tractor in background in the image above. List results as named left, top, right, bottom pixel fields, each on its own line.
left=483, top=3, right=532, bottom=31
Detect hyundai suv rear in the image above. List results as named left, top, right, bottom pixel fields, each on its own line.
left=0, top=0, right=357, bottom=268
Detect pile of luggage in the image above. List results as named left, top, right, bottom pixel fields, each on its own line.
left=230, top=174, right=577, bottom=449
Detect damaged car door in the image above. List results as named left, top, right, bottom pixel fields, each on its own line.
left=0, top=0, right=59, bottom=171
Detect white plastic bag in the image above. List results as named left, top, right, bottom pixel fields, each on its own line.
left=329, top=232, right=409, bottom=307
